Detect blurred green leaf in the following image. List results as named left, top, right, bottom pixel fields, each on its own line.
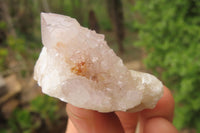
left=0, top=21, right=6, bottom=30
left=0, top=128, right=8, bottom=133
left=0, top=48, right=8, bottom=57
left=30, top=95, right=59, bottom=122
left=8, top=108, right=33, bottom=133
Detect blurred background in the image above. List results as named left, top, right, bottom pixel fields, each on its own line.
left=0, top=0, right=200, bottom=132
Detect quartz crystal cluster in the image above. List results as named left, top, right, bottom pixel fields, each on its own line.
left=34, top=13, right=163, bottom=112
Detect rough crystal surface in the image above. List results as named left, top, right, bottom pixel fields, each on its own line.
left=34, top=13, right=163, bottom=112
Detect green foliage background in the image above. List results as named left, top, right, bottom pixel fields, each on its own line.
left=0, top=95, right=59, bottom=133
left=1, top=0, right=200, bottom=132
left=134, top=0, right=200, bottom=131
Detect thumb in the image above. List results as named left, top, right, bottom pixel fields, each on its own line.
left=66, top=104, right=124, bottom=133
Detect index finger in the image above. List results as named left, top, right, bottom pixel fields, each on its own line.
left=115, top=86, right=175, bottom=132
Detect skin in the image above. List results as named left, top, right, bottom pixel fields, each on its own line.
left=65, top=86, right=178, bottom=133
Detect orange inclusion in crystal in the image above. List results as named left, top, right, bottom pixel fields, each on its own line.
left=55, top=42, right=64, bottom=50
left=56, top=42, right=87, bottom=76
left=56, top=42, right=64, bottom=47
left=71, top=62, right=87, bottom=76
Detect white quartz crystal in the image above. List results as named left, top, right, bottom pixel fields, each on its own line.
left=34, top=13, right=163, bottom=112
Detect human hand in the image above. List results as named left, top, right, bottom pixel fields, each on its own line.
left=65, top=86, right=178, bottom=133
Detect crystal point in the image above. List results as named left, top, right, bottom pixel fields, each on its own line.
left=34, top=13, right=163, bottom=112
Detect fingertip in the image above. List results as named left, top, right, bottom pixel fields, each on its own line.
left=144, top=117, right=178, bottom=133
left=66, top=119, right=78, bottom=133
left=66, top=104, right=92, bottom=132
left=66, top=104, right=124, bottom=133
left=141, top=86, right=175, bottom=121
left=67, top=104, right=94, bottom=120
left=115, top=111, right=139, bottom=132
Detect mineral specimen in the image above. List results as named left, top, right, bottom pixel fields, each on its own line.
left=34, top=13, right=163, bottom=112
